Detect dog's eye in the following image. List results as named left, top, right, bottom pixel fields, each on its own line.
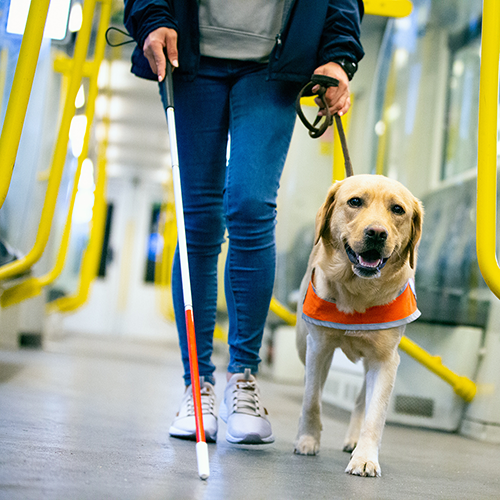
left=391, top=204, right=405, bottom=215
left=347, top=197, right=363, bottom=208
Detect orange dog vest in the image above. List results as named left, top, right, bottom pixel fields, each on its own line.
left=302, top=277, right=420, bottom=331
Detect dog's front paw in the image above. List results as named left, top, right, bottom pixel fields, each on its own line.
left=294, top=435, right=320, bottom=455
left=345, top=454, right=381, bottom=477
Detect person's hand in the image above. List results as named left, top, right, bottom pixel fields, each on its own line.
left=143, top=27, right=178, bottom=82
left=313, top=62, right=351, bottom=117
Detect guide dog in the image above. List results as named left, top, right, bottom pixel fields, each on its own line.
left=294, top=174, right=423, bottom=477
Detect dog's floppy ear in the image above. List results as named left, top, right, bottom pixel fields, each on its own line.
left=407, top=198, right=424, bottom=269
left=314, top=182, right=341, bottom=245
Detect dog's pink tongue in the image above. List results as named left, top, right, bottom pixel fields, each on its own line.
left=359, top=255, right=381, bottom=268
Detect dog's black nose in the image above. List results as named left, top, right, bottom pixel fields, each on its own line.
left=365, top=226, right=388, bottom=243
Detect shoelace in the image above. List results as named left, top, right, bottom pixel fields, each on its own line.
left=183, top=384, right=216, bottom=416
left=231, top=379, right=264, bottom=416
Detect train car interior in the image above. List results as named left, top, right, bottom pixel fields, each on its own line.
left=1, top=0, right=500, bottom=498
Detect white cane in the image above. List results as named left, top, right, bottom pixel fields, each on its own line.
left=159, top=62, right=210, bottom=480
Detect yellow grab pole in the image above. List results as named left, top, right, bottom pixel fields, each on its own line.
left=1, top=0, right=112, bottom=307
left=476, top=0, right=500, bottom=300
left=0, top=0, right=51, bottom=208
left=0, top=0, right=97, bottom=282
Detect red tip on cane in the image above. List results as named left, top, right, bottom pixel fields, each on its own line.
left=185, top=308, right=206, bottom=443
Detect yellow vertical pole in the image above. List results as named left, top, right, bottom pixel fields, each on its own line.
left=0, top=0, right=51, bottom=208
left=476, top=0, right=500, bottom=299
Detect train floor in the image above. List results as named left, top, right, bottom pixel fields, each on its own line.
left=1, top=331, right=499, bottom=500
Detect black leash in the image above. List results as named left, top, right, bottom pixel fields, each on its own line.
left=295, top=74, right=353, bottom=178
left=105, top=27, right=135, bottom=47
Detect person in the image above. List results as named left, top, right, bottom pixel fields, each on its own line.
left=123, top=0, right=364, bottom=445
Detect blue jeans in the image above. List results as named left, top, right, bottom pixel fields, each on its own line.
left=171, top=57, right=300, bottom=386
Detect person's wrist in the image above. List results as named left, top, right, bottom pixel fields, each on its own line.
left=331, top=59, right=358, bottom=81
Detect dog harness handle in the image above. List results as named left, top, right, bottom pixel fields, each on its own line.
left=295, top=74, right=353, bottom=178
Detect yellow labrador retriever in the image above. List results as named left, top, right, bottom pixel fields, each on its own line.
left=294, top=174, right=423, bottom=477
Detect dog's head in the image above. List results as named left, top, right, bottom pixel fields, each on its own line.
left=315, top=175, right=424, bottom=279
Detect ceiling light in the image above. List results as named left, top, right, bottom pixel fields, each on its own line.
left=68, top=2, right=83, bottom=32
left=75, top=84, right=85, bottom=109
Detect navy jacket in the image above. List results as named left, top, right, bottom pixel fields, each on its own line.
left=123, top=0, right=364, bottom=83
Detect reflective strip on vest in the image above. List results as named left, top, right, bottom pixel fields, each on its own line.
left=302, top=279, right=420, bottom=331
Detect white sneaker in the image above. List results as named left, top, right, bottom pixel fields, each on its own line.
left=220, top=369, right=275, bottom=445
left=169, top=379, right=218, bottom=443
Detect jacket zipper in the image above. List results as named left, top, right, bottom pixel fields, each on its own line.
left=274, top=0, right=296, bottom=60
left=275, top=34, right=283, bottom=59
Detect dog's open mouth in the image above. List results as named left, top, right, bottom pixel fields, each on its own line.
left=345, top=243, right=390, bottom=278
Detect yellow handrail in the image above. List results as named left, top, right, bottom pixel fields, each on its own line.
left=0, top=0, right=97, bottom=282
left=363, top=0, right=413, bottom=17
left=0, top=0, right=51, bottom=208
left=269, top=297, right=297, bottom=326
left=0, top=0, right=112, bottom=307
left=398, top=336, right=476, bottom=402
left=476, top=0, right=500, bottom=300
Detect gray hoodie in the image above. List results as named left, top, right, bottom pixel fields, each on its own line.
left=198, top=0, right=285, bottom=62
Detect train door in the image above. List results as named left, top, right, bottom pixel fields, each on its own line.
left=61, top=175, right=176, bottom=342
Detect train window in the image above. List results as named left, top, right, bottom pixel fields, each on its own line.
left=366, top=0, right=483, bottom=191
left=442, top=25, right=481, bottom=180
left=366, top=5, right=436, bottom=185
